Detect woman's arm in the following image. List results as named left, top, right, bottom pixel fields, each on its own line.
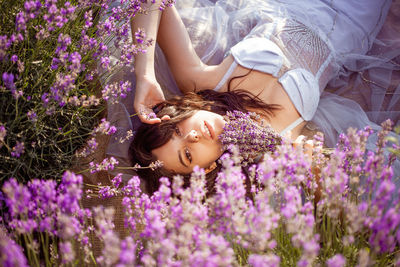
left=131, top=1, right=165, bottom=123
left=132, top=2, right=219, bottom=123
left=156, top=5, right=209, bottom=91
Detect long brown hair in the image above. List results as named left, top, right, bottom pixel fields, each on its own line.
left=129, top=89, right=279, bottom=195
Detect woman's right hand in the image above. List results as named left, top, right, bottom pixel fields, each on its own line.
left=134, top=76, right=170, bottom=124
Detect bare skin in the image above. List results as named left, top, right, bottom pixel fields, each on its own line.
left=132, top=2, right=305, bottom=135
left=131, top=1, right=308, bottom=171
left=152, top=110, right=226, bottom=174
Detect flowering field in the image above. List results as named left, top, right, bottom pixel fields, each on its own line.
left=1, top=0, right=400, bottom=266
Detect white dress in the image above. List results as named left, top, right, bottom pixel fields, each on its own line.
left=103, top=0, right=400, bottom=182
left=174, top=0, right=397, bottom=147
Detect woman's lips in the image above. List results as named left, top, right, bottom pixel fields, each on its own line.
left=203, top=120, right=214, bottom=140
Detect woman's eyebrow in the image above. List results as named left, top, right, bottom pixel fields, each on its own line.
left=178, top=149, right=188, bottom=167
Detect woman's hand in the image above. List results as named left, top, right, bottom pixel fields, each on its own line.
left=293, top=135, right=314, bottom=161
left=134, top=76, right=170, bottom=124
left=293, top=135, right=322, bottom=203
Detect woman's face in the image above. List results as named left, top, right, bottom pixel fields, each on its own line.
left=152, top=110, right=226, bottom=174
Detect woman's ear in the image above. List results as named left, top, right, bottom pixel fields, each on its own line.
left=205, top=161, right=217, bottom=174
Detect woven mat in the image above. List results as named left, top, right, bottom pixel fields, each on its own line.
left=71, top=133, right=131, bottom=262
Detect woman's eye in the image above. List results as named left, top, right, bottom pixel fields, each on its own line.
left=175, top=126, right=181, bottom=136
left=185, top=148, right=192, bottom=163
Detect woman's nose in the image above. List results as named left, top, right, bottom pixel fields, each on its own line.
left=186, top=130, right=199, bottom=142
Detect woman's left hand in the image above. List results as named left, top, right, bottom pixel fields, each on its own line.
left=134, top=76, right=170, bottom=124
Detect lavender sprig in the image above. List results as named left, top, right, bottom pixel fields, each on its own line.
left=219, top=110, right=282, bottom=166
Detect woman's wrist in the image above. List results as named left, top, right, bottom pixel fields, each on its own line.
left=136, top=73, right=157, bottom=86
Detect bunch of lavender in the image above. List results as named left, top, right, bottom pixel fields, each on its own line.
left=219, top=110, right=282, bottom=166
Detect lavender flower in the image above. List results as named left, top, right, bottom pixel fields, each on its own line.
left=93, top=206, right=122, bottom=266
left=0, top=124, right=6, bottom=147
left=11, top=55, right=18, bottom=63
left=76, top=137, right=98, bottom=157
left=248, top=254, right=280, bottom=267
left=11, top=141, right=25, bottom=158
left=56, top=33, right=71, bottom=54
left=27, top=110, right=37, bottom=122
left=59, top=241, right=75, bottom=264
left=219, top=110, right=281, bottom=165
left=89, top=157, right=119, bottom=173
left=134, top=28, right=146, bottom=44
left=327, top=254, right=346, bottom=267
left=0, top=229, right=28, bottom=267
left=93, top=118, right=117, bottom=135
left=102, top=81, right=132, bottom=104
left=2, top=72, right=16, bottom=91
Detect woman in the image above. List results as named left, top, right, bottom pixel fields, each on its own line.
left=105, top=0, right=399, bottom=193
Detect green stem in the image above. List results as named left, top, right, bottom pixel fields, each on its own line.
left=0, top=140, right=11, bottom=151
left=90, top=252, right=97, bottom=266
left=56, top=133, right=91, bottom=144
left=24, top=233, right=40, bottom=267
left=40, top=232, right=50, bottom=267
left=115, top=166, right=138, bottom=170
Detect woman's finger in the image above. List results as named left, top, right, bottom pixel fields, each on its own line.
left=138, top=106, right=162, bottom=124
left=293, top=135, right=306, bottom=149
left=304, top=140, right=314, bottom=160
left=293, top=135, right=313, bottom=161
left=160, top=115, right=170, bottom=121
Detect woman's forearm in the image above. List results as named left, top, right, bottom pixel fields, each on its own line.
left=131, top=1, right=162, bottom=80
left=132, top=2, right=209, bottom=91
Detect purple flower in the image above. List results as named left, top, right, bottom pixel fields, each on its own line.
left=89, top=157, right=119, bottom=173
left=248, top=254, right=280, bottom=267
left=59, top=241, right=75, bottom=264
left=100, top=56, right=110, bottom=69
left=84, top=10, right=93, bottom=29
left=56, top=33, right=71, bottom=54
left=0, top=229, right=28, bottom=267
left=2, top=178, right=32, bottom=226
left=327, top=254, right=346, bottom=267
left=2, top=72, right=15, bottom=90
left=146, top=112, right=157, bottom=120
left=112, top=173, right=123, bottom=188
left=57, top=171, right=83, bottom=214
left=57, top=214, right=81, bottom=239
left=98, top=186, right=118, bottom=199
left=77, top=137, right=98, bottom=157
left=27, top=110, right=37, bottom=122
left=11, top=141, right=25, bottom=158
left=102, top=81, right=132, bottom=104
left=0, top=124, right=6, bottom=146
left=10, top=55, right=18, bottom=62
left=219, top=110, right=281, bottom=166
left=93, top=118, right=117, bottom=135
left=281, top=186, right=301, bottom=219
left=50, top=73, right=75, bottom=104
left=134, top=28, right=146, bottom=44
left=15, top=12, right=27, bottom=32
left=93, top=206, right=123, bottom=266
left=116, top=237, right=137, bottom=266
left=69, top=51, right=82, bottom=73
